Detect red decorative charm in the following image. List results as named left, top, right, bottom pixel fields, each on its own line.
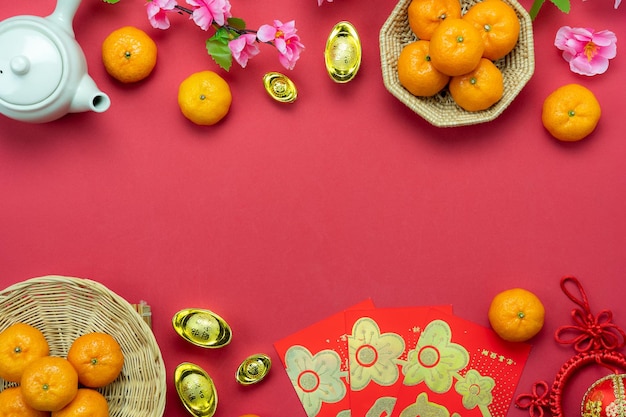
left=555, top=277, right=626, bottom=352
left=515, top=276, right=626, bottom=417
left=582, top=374, right=626, bottom=417
left=516, top=381, right=550, bottom=417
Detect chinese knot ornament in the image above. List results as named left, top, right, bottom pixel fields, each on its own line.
left=516, top=276, right=626, bottom=417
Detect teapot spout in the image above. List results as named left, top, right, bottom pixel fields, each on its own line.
left=70, top=75, right=111, bottom=115
left=48, top=0, right=82, bottom=36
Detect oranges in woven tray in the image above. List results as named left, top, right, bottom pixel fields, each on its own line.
left=399, top=0, right=520, bottom=111
left=0, top=323, right=124, bottom=413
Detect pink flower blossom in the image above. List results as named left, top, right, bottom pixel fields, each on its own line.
left=186, top=0, right=232, bottom=29
left=257, top=20, right=305, bottom=70
left=146, top=0, right=178, bottom=30
left=229, top=33, right=260, bottom=68
left=554, top=26, right=617, bottom=76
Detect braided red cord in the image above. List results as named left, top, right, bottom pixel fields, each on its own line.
left=515, top=381, right=550, bottom=417
left=515, top=276, right=626, bottom=417
left=555, top=275, right=626, bottom=352
left=550, top=350, right=626, bottom=417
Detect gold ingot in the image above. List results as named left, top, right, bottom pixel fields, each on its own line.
left=324, top=21, right=362, bottom=83
left=235, top=353, right=272, bottom=385
left=263, top=72, right=298, bottom=103
left=174, top=363, right=218, bottom=417
left=172, top=308, right=232, bottom=348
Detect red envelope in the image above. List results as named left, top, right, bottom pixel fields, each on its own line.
left=274, top=299, right=376, bottom=417
left=344, top=305, right=453, bottom=417
left=391, top=309, right=531, bottom=417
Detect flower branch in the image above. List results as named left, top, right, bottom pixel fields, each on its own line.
left=102, top=0, right=305, bottom=72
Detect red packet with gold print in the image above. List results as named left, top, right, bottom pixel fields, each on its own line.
left=344, top=305, right=453, bottom=417
left=390, top=309, right=531, bottom=417
left=274, top=299, right=375, bottom=417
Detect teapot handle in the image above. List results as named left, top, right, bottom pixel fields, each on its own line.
left=48, top=0, right=82, bottom=37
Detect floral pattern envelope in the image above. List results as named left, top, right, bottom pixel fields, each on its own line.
left=390, top=309, right=532, bottom=417
left=344, top=306, right=453, bottom=417
left=274, top=299, right=376, bottom=417
left=274, top=303, right=530, bottom=417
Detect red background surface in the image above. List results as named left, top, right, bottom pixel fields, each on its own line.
left=1, top=0, right=625, bottom=416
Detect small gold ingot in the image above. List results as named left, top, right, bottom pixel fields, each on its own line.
left=172, top=308, right=232, bottom=348
left=324, top=21, right=362, bottom=83
left=263, top=72, right=298, bottom=103
left=235, top=353, right=272, bottom=385
left=174, top=363, right=218, bottom=417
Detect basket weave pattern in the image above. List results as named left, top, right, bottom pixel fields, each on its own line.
left=0, top=276, right=166, bottom=417
left=380, top=0, right=535, bottom=127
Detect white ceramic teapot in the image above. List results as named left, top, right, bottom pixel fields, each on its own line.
left=0, top=0, right=110, bottom=123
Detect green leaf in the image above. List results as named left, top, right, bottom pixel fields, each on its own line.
left=213, top=27, right=232, bottom=42
left=206, top=38, right=232, bottom=71
left=102, top=0, right=121, bottom=4
left=227, top=17, right=246, bottom=31
left=528, top=0, right=545, bottom=19
left=550, top=0, right=571, bottom=13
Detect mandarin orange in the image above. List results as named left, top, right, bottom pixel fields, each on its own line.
left=0, top=386, right=49, bottom=417
left=541, top=84, right=601, bottom=142
left=102, top=26, right=157, bottom=83
left=52, top=388, right=109, bottom=417
left=463, top=0, right=520, bottom=60
left=67, top=332, right=124, bottom=388
left=20, top=356, right=79, bottom=412
left=448, top=58, right=503, bottom=111
left=397, top=40, right=450, bottom=97
left=0, top=322, right=50, bottom=382
left=408, top=0, right=462, bottom=40
left=178, top=71, right=232, bottom=126
left=429, top=18, right=485, bottom=76
left=488, top=288, right=545, bottom=342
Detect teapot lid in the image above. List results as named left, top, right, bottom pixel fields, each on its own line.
left=0, top=21, right=64, bottom=107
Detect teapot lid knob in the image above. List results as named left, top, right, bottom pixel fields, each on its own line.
left=10, top=55, right=30, bottom=75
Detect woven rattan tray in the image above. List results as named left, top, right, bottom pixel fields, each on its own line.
left=380, top=0, right=535, bottom=127
left=0, top=276, right=166, bottom=417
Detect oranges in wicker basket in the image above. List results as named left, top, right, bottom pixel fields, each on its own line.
left=0, top=276, right=166, bottom=417
left=380, top=0, right=534, bottom=127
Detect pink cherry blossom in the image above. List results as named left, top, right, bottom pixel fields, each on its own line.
left=146, top=0, right=178, bottom=30
left=186, top=0, right=232, bottom=29
left=554, top=26, right=617, bottom=76
left=229, top=33, right=260, bottom=68
left=257, top=20, right=305, bottom=70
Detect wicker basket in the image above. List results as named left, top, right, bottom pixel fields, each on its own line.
left=0, top=276, right=166, bottom=417
left=380, top=0, right=535, bottom=127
